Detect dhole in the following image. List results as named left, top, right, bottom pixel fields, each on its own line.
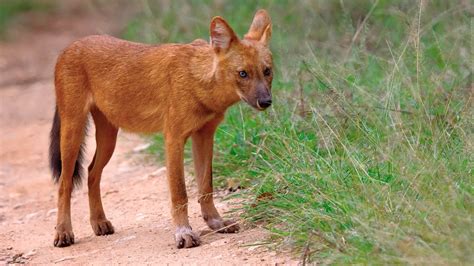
left=49, top=10, right=273, bottom=248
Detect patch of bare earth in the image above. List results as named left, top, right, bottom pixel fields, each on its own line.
left=0, top=2, right=295, bottom=265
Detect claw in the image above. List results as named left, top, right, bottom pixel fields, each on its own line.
left=91, top=219, right=115, bottom=236
left=175, top=226, right=200, bottom=249
left=54, top=231, right=75, bottom=247
left=54, top=222, right=75, bottom=248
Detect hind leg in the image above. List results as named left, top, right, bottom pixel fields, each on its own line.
left=54, top=113, right=88, bottom=247
left=88, top=107, right=118, bottom=236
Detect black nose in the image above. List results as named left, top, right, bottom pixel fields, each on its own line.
left=258, top=99, right=272, bottom=108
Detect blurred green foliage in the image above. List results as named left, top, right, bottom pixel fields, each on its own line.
left=0, top=0, right=52, bottom=36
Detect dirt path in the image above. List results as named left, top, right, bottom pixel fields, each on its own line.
left=0, top=4, right=294, bottom=265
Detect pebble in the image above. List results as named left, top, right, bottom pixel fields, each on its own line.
left=23, top=249, right=37, bottom=258
left=24, top=211, right=42, bottom=222
left=13, top=203, right=25, bottom=210
left=7, top=253, right=28, bottom=264
left=148, top=167, right=167, bottom=179
left=133, top=143, right=151, bottom=152
left=54, top=256, right=75, bottom=263
left=104, top=190, right=119, bottom=197
left=247, top=245, right=260, bottom=251
left=118, top=164, right=134, bottom=173
left=47, top=208, right=58, bottom=217
left=114, top=235, right=136, bottom=243
left=135, top=213, right=147, bottom=221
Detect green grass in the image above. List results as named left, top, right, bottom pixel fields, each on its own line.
left=127, top=0, right=473, bottom=264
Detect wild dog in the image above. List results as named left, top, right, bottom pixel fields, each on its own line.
left=49, top=10, right=273, bottom=248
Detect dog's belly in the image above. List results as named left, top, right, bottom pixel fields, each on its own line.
left=113, top=107, right=165, bottom=133
left=92, top=94, right=166, bottom=133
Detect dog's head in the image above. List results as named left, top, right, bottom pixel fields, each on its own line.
left=210, top=10, right=273, bottom=111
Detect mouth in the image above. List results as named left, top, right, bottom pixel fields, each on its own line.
left=237, top=90, right=265, bottom=111
left=241, top=97, right=265, bottom=111
left=255, top=101, right=265, bottom=111
left=237, top=90, right=263, bottom=111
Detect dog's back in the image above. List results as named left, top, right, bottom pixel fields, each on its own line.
left=55, top=35, right=215, bottom=132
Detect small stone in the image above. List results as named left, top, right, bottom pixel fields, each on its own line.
left=23, top=249, right=37, bottom=258
left=47, top=208, right=57, bottom=217
left=215, top=202, right=226, bottom=208
left=13, top=203, right=25, bottom=209
left=248, top=245, right=260, bottom=251
left=118, top=164, right=133, bottom=173
left=133, top=143, right=151, bottom=152
left=104, top=190, right=119, bottom=197
left=114, top=235, right=136, bottom=243
left=9, top=193, right=21, bottom=198
left=24, top=212, right=41, bottom=222
left=11, top=253, right=23, bottom=263
left=136, top=213, right=147, bottom=221
left=148, top=167, right=167, bottom=178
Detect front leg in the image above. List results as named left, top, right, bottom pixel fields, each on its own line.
left=191, top=115, right=240, bottom=233
left=165, top=134, right=200, bottom=248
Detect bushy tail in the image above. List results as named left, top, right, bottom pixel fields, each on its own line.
left=49, top=107, right=86, bottom=189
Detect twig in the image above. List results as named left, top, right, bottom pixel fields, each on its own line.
left=298, top=66, right=306, bottom=117
left=314, top=231, right=345, bottom=253
left=300, top=233, right=313, bottom=266
left=54, top=256, right=76, bottom=263
left=200, top=220, right=241, bottom=239
left=352, top=104, right=415, bottom=115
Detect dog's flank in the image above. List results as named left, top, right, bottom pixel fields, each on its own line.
left=50, top=9, right=273, bottom=249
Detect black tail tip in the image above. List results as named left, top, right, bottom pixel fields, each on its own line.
left=49, top=107, right=85, bottom=189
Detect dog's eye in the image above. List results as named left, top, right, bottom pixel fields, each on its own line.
left=263, top=67, right=272, bottom=77
left=238, top=70, right=248, bottom=78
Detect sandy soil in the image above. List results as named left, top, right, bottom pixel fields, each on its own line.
left=0, top=4, right=295, bottom=265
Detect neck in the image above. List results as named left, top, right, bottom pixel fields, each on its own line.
left=189, top=46, right=240, bottom=113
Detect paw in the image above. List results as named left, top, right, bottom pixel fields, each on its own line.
left=91, top=219, right=115, bottom=236
left=175, top=226, right=201, bottom=249
left=207, top=218, right=240, bottom=233
left=54, top=225, right=75, bottom=247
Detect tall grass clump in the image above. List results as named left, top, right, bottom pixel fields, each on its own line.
left=126, top=0, right=473, bottom=263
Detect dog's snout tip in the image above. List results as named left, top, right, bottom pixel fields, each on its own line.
left=257, top=99, right=272, bottom=109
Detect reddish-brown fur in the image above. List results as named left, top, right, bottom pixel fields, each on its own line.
left=49, top=10, right=273, bottom=248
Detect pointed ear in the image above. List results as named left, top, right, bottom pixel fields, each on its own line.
left=244, top=9, right=272, bottom=45
left=210, top=16, right=238, bottom=54
left=260, top=24, right=272, bottom=46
